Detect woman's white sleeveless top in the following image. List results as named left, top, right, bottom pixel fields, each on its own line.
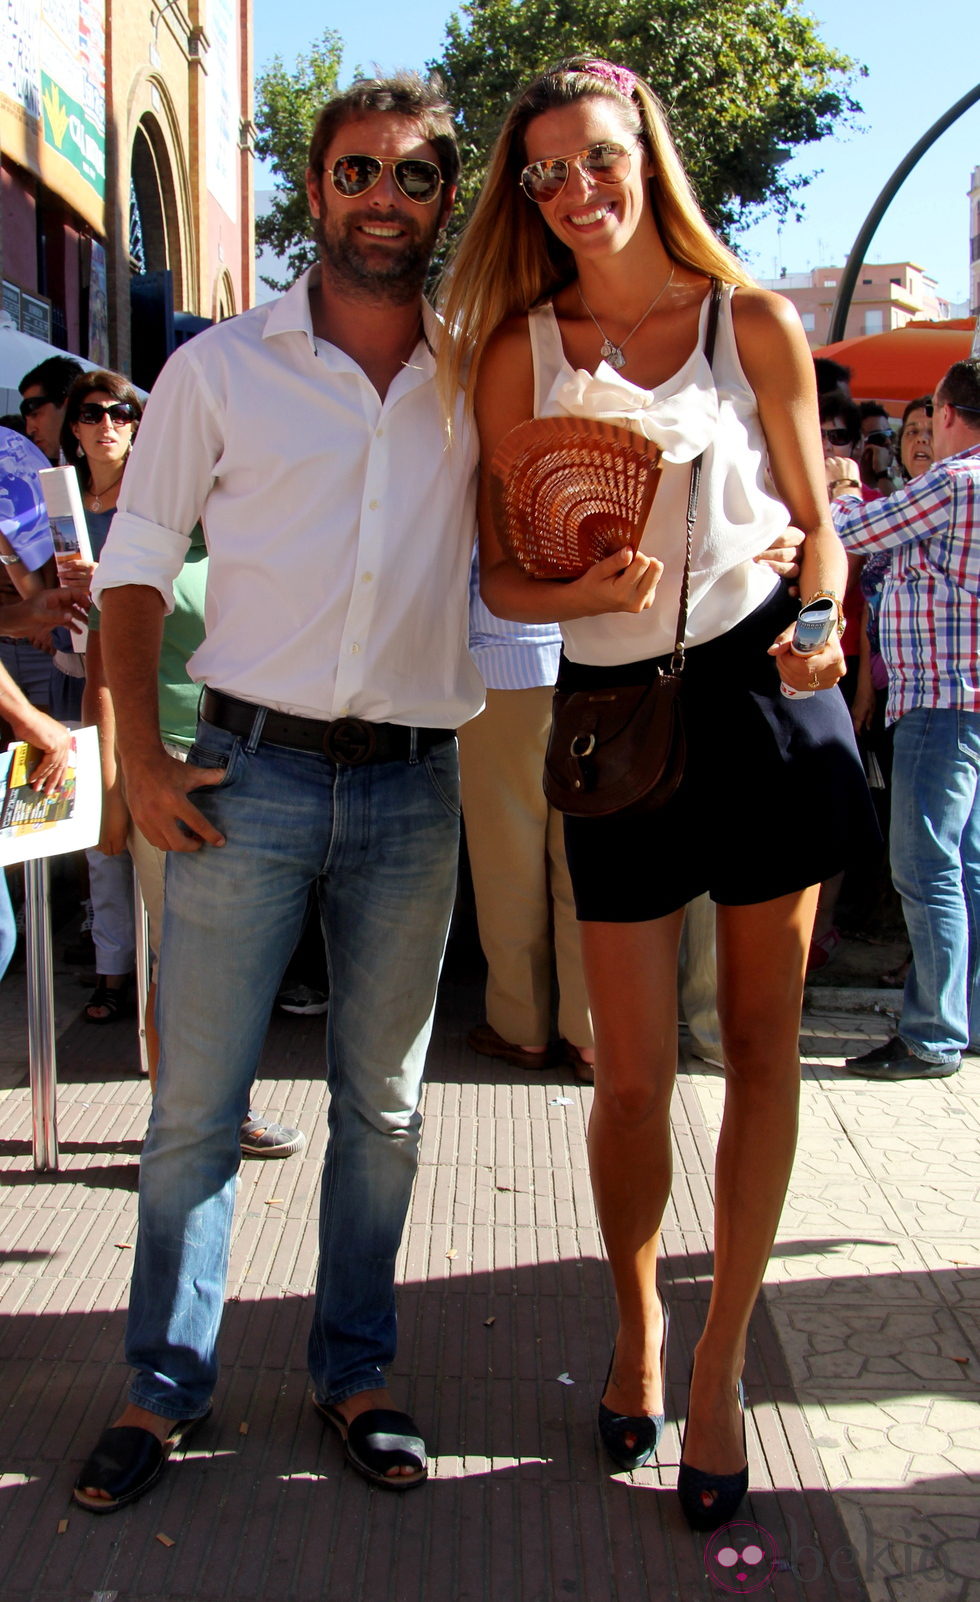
left=528, top=283, right=787, bottom=664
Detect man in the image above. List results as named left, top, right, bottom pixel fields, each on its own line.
left=74, top=74, right=483, bottom=1512
left=828, top=359, right=980, bottom=1080
left=18, top=355, right=84, bottom=465
left=857, top=400, right=901, bottom=494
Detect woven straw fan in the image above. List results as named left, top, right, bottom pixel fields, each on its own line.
left=489, top=416, right=662, bottom=580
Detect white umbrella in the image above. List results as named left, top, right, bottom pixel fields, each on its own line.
left=0, top=314, right=150, bottom=414
left=0, top=312, right=100, bottom=414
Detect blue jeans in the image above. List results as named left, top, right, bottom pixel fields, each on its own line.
left=125, top=715, right=460, bottom=1417
left=890, top=707, right=980, bottom=1063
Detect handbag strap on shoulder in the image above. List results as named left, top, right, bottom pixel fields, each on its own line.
left=671, top=277, right=723, bottom=676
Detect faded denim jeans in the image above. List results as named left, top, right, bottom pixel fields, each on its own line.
left=890, top=707, right=980, bottom=1063
left=125, top=714, right=460, bottom=1417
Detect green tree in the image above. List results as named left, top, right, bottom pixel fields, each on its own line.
left=433, top=0, right=862, bottom=244
left=254, top=30, right=344, bottom=292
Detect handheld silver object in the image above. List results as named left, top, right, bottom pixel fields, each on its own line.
left=781, top=597, right=837, bottom=700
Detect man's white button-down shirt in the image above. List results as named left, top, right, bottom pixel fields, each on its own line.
left=94, top=267, right=485, bottom=729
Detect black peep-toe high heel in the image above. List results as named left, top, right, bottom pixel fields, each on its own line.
left=597, top=1302, right=670, bottom=1472
left=677, top=1371, right=748, bottom=1531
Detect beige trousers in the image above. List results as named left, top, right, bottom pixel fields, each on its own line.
left=458, top=686, right=593, bottom=1049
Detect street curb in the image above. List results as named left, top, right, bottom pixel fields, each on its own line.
left=803, top=985, right=902, bottom=1015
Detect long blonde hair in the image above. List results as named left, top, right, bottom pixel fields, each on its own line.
left=438, top=57, right=755, bottom=417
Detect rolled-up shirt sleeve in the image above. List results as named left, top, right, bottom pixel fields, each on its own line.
left=93, top=343, right=222, bottom=613
left=831, top=464, right=954, bottom=554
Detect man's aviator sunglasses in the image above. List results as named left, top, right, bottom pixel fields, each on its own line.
left=329, top=154, right=444, bottom=205
left=77, top=401, right=137, bottom=426
left=520, top=141, right=636, bottom=203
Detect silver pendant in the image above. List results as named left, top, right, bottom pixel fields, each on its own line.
left=600, top=339, right=626, bottom=371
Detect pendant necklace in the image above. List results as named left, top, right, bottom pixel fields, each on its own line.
left=88, top=469, right=125, bottom=513
left=578, top=265, right=675, bottom=371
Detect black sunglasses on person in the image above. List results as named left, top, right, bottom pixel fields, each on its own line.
left=19, top=394, right=52, bottom=419
left=328, top=154, right=443, bottom=205
left=76, top=401, right=138, bottom=426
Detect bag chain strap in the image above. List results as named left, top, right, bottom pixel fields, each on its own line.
left=669, top=278, right=723, bottom=677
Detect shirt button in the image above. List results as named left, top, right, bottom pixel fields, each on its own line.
left=368, top=498, right=379, bottom=510
left=376, top=426, right=384, bottom=438
left=351, top=643, right=360, bottom=655
left=362, top=572, right=373, bottom=584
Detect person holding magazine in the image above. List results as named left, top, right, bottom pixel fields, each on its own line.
left=57, top=371, right=143, bottom=1024
left=439, top=57, right=876, bottom=1529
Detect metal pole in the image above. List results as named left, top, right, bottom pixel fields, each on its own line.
left=25, top=857, right=58, bottom=1171
left=133, top=861, right=151, bottom=1078
left=828, top=83, right=980, bottom=347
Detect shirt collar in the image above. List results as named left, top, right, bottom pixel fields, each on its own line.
left=262, top=265, right=441, bottom=380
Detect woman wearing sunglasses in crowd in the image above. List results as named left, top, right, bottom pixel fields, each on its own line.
left=440, top=58, right=876, bottom=1529
left=60, top=371, right=143, bottom=1024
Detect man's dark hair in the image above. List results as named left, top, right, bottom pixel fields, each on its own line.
left=308, top=72, right=460, bottom=192
left=858, top=399, right=889, bottom=421
left=937, top=359, right=980, bottom=427
left=818, top=388, right=860, bottom=443
left=18, top=354, right=85, bottom=404
left=814, top=357, right=852, bottom=396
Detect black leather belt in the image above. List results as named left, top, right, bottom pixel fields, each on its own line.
left=200, top=688, right=453, bottom=767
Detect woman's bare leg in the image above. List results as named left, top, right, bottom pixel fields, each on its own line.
left=683, top=884, right=819, bottom=1477
left=581, top=910, right=685, bottom=1422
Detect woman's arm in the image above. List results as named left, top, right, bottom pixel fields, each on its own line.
left=732, top=288, right=847, bottom=691
left=80, top=628, right=130, bottom=854
left=475, top=320, right=662, bottom=625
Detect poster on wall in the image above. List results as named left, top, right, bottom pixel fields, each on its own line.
left=87, top=239, right=109, bottom=366
left=206, top=0, right=239, bottom=224
left=0, top=0, right=106, bottom=232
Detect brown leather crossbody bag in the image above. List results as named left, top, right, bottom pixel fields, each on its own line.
left=543, top=280, right=722, bottom=817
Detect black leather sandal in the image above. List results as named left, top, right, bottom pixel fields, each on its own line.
left=314, top=1398, right=427, bottom=1490
left=83, top=976, right=132, bottom=1025
left=72, top=1409, right=212, bottom=1514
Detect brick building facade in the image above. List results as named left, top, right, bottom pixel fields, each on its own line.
left=1, top=0, right=254, bottom=384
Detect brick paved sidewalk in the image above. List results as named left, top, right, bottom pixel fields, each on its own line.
left=0, top=951, right=976, bottom=1602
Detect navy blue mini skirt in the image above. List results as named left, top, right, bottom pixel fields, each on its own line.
left=559, top=583, right=881, bottom=921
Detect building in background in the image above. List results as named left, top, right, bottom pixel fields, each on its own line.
left=759, top=261, right=952, bottom=349
left=0, top=0, right=254, bottom=387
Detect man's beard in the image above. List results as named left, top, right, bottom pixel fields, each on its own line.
left=314, top=208, right=436, bottom=306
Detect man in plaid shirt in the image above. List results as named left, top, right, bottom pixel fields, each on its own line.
left=828, top=358, right=980, bottom=1079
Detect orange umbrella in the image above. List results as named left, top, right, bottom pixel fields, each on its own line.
left=814, top=319, right=974, bottom=411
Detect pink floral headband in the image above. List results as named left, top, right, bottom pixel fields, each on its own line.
left=575, top=59, right=637, bottom=99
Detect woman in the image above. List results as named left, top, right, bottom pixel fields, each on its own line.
left=59, top=371, right=143, bottom=1024
left=899, top=395, right=934, bottom=482
left=441, top=58, right=876, bottom=1529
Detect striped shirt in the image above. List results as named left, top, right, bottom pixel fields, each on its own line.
left=832, top=445, right=980, bottom=725
left=467, top=551, right=562, bottom=691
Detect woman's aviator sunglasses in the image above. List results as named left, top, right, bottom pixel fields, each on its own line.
left=520, top=141, right=636, bottom=203
left=329, top=154, right=444, bottom=205
left=77, top=401, right=137, bottom=426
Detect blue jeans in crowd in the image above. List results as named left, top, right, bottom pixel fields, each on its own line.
left=125, top=713, right=460, bottom=1418
left=890, top=707, right=980, bottom=1063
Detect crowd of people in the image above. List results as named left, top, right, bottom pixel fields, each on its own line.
left=0, top=58, right=975, bottom=1535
